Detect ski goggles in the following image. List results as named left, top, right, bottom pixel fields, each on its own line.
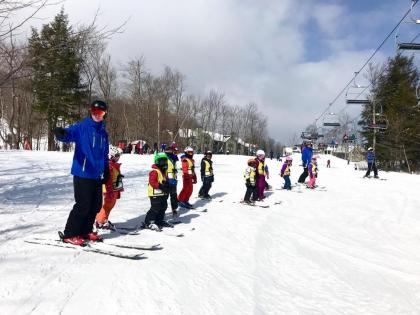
left=91, top=108, right=106, bottom=117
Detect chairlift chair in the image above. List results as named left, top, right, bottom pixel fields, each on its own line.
left=323, top=112, right=341, bottom=127
left=367, top=113, right=389, bottom=130
left=396, top=1, right=420, bottom=51
left=345, top=74, right=371, bottom=104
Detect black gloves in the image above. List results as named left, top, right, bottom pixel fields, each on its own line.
left=52, top=127, right=67, bottom=138
left=246, top=179, right=251, bottom=187
left=101, top=165, right=110, bottom=184
left=159, top=181, right=170, bottom=193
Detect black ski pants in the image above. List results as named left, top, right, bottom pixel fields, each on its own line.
left=168, top=184, right=178, bottom=210
left=145, top=196, right=168, bottom=226
left=298, top=167, right=308, bottom=183
left=244, top=184, right=257, bottom=202
left=365, top=162, right=378, bottom=177
left=199, top=176, right=213, bottom=197
left=64, top=176, right=102, bottom=238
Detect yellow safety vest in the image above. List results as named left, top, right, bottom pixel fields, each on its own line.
left=284, top=165, right=290, bottom=176
left=203, top=160, right=213, bottom=177
left=184, top=158, right=194, bottom=175
left=312, top=163, right=317, bottom=174
left=167, top=159, right=177, bottom=180
left=244, top=166, right=256, bottom=185
left=257, top=160, right=266, bottom=176
left=148, top=168, right=166, bottom=197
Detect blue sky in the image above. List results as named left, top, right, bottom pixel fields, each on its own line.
left=18, top=0, right=420, bottom=143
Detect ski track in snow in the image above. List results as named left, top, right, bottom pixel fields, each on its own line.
left=1, top=150, right=420, bottom=314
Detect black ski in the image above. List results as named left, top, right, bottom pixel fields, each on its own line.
left=25, top=239, right=146, bottom=260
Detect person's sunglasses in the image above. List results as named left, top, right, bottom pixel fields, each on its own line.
left=91, top=108, right=106, bottom=117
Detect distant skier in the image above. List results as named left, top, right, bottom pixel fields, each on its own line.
left=269, top=150, right=274, bottom=160
left=364, top=147, right=379, bottom=178
left=280, top=156, right=293, bottom=190
left=298, top=142, right=313, bottom=184
left=178, top=147, right=197, bottom=209
left=307, top=156, right=318, bottom=189
left=276, top=152, right=281, bottom=161
left=144, top=153, right=172, bottom=230
left=243, top=158, right=257, bottom=204
left=326, top=159, right=331, bottom=168
left=255, top=150, right=268, bottom=201
left=198, top=151, right=214, bottom=199
left=52, top=100, right=110, bottom=246
left=95, top=146, right=124, bottom=230
left=164, top=145, right=179, bottom=217
left=161, top=143, right=167, bottom=152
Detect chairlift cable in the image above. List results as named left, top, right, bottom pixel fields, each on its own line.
left=314, top=2, right=417, bottom=125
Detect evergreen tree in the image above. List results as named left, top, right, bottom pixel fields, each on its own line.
left=360, top=54, right=420, bottom=172
left=29, top=9, right=86, bottom=150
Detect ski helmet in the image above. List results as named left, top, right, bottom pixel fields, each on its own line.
left=205, top=150, right=213, bottom=157
left=184, top=146, right=194, bottom=155
left=164, top=145, right=173, bottom=154
left=256, top=149, right=265, bottom=156
left=90, top=100, right=108, bottom=112
left=154, top=152, right=168, bottom=164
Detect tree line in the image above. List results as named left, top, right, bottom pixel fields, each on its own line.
left=0, top=8, right=283, bottom=155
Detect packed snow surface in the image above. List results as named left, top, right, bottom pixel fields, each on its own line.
left=1, top=150, right=420, bottom=315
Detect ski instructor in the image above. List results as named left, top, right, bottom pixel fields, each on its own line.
left=53, top=100, right=110, bottom=246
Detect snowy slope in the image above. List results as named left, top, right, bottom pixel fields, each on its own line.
left=1, top=150, right=420, bottom=315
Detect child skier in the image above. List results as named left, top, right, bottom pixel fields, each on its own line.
left=243, top=158, right=257, bottom=204
left=95, top=146, right=124, bottom=230
left=255, top=150, right=267, bottom=201
left=198, top=151, right=214, bottom=199
left=164, top=145, right=179, bottom=217
left=280, top=156, right=293, bottom=190
left=307, top=156, right=318, bottom=189
left=178, top=147, right=197, bottom=209
left=144, top=153, right=172, bottom=230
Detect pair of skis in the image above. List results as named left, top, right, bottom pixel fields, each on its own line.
left=24, top=232, right=163, bottom=260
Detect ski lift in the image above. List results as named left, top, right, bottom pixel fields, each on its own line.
left=366, top=106, right=389, bottom=130
left=346, top=72, right=371, bottom=104
left=323, top=112, right=341, bottom=127
left=396, top=1, right=420, bottom=51
left=301, top=131, right=321, bottom=140
left=367, top=114, right=389, bottom=130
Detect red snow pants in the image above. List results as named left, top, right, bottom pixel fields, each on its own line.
left=178, top=177, right=193, bottom=202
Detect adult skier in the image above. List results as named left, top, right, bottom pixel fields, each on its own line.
left=364, top=147, right=379, bottom=178
left=297, top=142, right=313, bottom=184
left=53, top=100, right=110, bottom=246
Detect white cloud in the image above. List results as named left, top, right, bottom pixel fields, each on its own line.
left=15, top=0, right=395, bottom=143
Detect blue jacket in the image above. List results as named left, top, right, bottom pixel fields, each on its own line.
left=56, top=117, right=109, bottom=180
left=366, top=151, right=375, bottom=163
left=301, top=147, right=313, bottom=167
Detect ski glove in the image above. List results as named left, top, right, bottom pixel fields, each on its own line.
left=101, top=165, right=110, bottom=184
left=52, top=127, right=67, bottom=138
left=159, top=181, right=170, bottom=193
left=192, top=174, right=197, bottom=184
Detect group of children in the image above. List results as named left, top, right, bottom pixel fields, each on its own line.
left=95, top=145, right=215, bottom=232
left=95, top=144, right=319, bottom=232
left=242, top=150, right=319, bottom=204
